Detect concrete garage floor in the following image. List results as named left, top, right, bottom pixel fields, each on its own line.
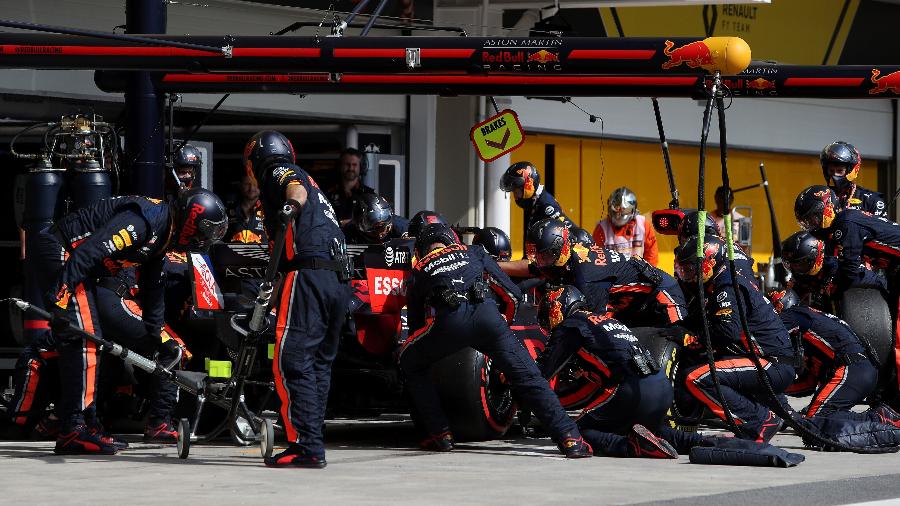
left=2, top=418, right=900, bottom=505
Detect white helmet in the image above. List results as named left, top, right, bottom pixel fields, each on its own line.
left=608, top=187, right=637, bottom=227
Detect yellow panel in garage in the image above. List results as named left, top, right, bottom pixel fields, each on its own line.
left=550, top=136, right=582, bottom=227
left=508, top=134, right=878, bottom=275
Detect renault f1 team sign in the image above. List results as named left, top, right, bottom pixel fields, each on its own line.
left=470, top=109, right=525, bottom=162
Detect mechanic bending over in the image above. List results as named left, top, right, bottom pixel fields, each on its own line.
left=538, top=285, right=710, bottom=458
left=821, top=141, right=886, bottom=218
left=20, top=189, right=226, bottom=455
left=244, top=130, right=352, bottom=469
left=770, top=289, right=900, bottom=428
left=781, top=231, right=839, bottom=312
left=528, top=218, right=686, bottom=328
left=399, top=222, right=592, bottom=458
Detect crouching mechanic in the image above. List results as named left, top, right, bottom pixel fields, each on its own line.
left=538, top=285, right=709, bottom=458
left=243, top=130, right=352, bottom=469
left=36, top=189, right=226, bottom=455
left=399, top=223, right=592, bottom=457
left=770, top=289, right=900, bottom=427
left=676, top=236, right=797, bottom=442
left=341, top=193, right=408, bottom=244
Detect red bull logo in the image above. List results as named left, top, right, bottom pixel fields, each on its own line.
left=700, top=242, right=720, bottom=283
left=815, top=190, right=836, bottom=228
left=747, top=77, right=775, bottom=90
left=661, top=40, right=714, bottom=71
left=179, top=203, right=207, bottom=246
left=233, top=230, right=263, bottom=244
left=810, top=241, right=825, bottom=275
left=527, top=50, right=559, bottom=64
left=870, top=69, right=900, bottom=95
left=546, top=287, right=565, bottom=330
left=519, top=168, right=536, bottom=199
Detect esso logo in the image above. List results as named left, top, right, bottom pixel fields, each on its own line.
left=374, top=276, right=407, bottom=296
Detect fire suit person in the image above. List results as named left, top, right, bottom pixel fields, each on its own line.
left=36, top=190, right=226, bottom=455
left=794, top=185, right=898, bottom=292
left=821, top=141, right=886, bottom=218
left=341, top=193, right=408, bottom=244
left=592, top=187, right=659, bottom=266
left=781, top=231, right=839, bottom=312
left=498, top=161, right=573, bottom=278
left=677, top=210, right=756, bottom=285
left=226, top=172, right=267, bottom=244
left=770, top=289, right=900, bottom=426
left=675, top=236, right=797, bottom=442
left=399, top=223, right=592, bottom=458
left=527, top=218, right=686, bottom=328
left=165, top=144, right=202, bottom=203
left=471, top=226, right=512, bottom=262
left=327, top=147, right=375, bottom=226
left=243, top=130, right=352, bottom=469
left=406, top=210, right=449, bottom=238
left=538, top=285, right=707, bottom=458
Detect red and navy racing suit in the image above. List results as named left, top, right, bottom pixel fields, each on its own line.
left=326, top=182, right=375, bottom=223
left=540, top=310, right=703, bottom=456
left=522, top=187, right=575, bottom=232
left=540, top=245, right=687, bottom=327
left=226, top=199, right=268, bottom=244
left=681, top=272, right=797, bottom=441
left=400, top=243, right=581, bottom=442
left=836, top=184, right=887, bottom=218
left=829, top=209, right=900, bottom=293
left=780, top=305, right=878, bottom=419
left=340, top=215, right=409, bottom=244
left=28, top=196, right=171, bottom=429
left=260, top=162, right=350, bottom=460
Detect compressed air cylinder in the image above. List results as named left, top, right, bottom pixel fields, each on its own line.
left=69, top=167, right=112, bottom=210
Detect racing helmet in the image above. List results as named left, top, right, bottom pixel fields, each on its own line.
left=500, top=161, right=540, bottom=207
left=172, top=188, right=228, bottom=253
left=608, top=187, right=637, bottom=227
left=414, top=222, right=459, bottom=258
left=678, top=210, right=721, bottom=246
left=243, top=130, right=296, bottom=186
left=526, top=218, right=571, bottom=269
left=408, top=210, right=448, bottom=238
left=674, top=236, right=726, bottom=285
left=472, top=227, right=512, bottom=262
left=537, top=284, right=587, bottom=333
left=820, top=141, right=861, bottom=191
left=172, top=144, right=202, bottom=189
left=794, top=185, right=839, bottom=231
left=768, top=288, right=799, bottom=313
left=570, top=226, right=595, bottom=247
left=354, top=193, right=394, bottom=241
left=781, top=231, right=826, bottom=276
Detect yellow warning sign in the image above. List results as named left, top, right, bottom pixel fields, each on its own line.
left=470, top=109, right=525, bottom=162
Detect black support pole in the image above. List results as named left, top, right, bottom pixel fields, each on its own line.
left=125, top=0, right=166, bottom=198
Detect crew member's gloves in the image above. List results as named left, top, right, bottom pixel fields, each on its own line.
left=49, top=305, right=73, bottom=334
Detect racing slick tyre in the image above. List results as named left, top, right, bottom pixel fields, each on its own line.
left=839, top=288, right=892, bottom=372
left=632, top=327, right=698, bottom=431
left=428, top=348, right=516, bottom=441
left=176, top=418, right=191, bottom=459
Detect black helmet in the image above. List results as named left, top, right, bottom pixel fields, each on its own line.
left=570, top=227, right=595, bottom=247
left=794, top=185, right=838, bottom=232
left=172, top=188, right=228, bottom=253
left=768, top=288, right=799, bottom=313
left=170, top=144, right=202, bottom=190
left=414, top=222, right=459, bottom=258
left=408, top=210, right=448, bottom=238
left=500, top=161, right=540, bottom=207
left=354, top=193, right=394, bottom=241
left=821, top=141, right=861, bottom=191
left=537, top=284, right=587, bottom=332
left=781, top=231, right=826, bottom=276
left=472, top=227, right=512, bottom=261
left=243, top=130, right=296, bottom=185
left=675, top=236, right=726, bottom=284
left=678, top=210, right=721, bottom=245
left=526, top=218, right=571, bottom=269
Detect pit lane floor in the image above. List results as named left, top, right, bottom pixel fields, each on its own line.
left=1, top=416, right=900, bottom=505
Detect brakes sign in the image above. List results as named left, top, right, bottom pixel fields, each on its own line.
left=470, top=109, right=525, bottom=162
